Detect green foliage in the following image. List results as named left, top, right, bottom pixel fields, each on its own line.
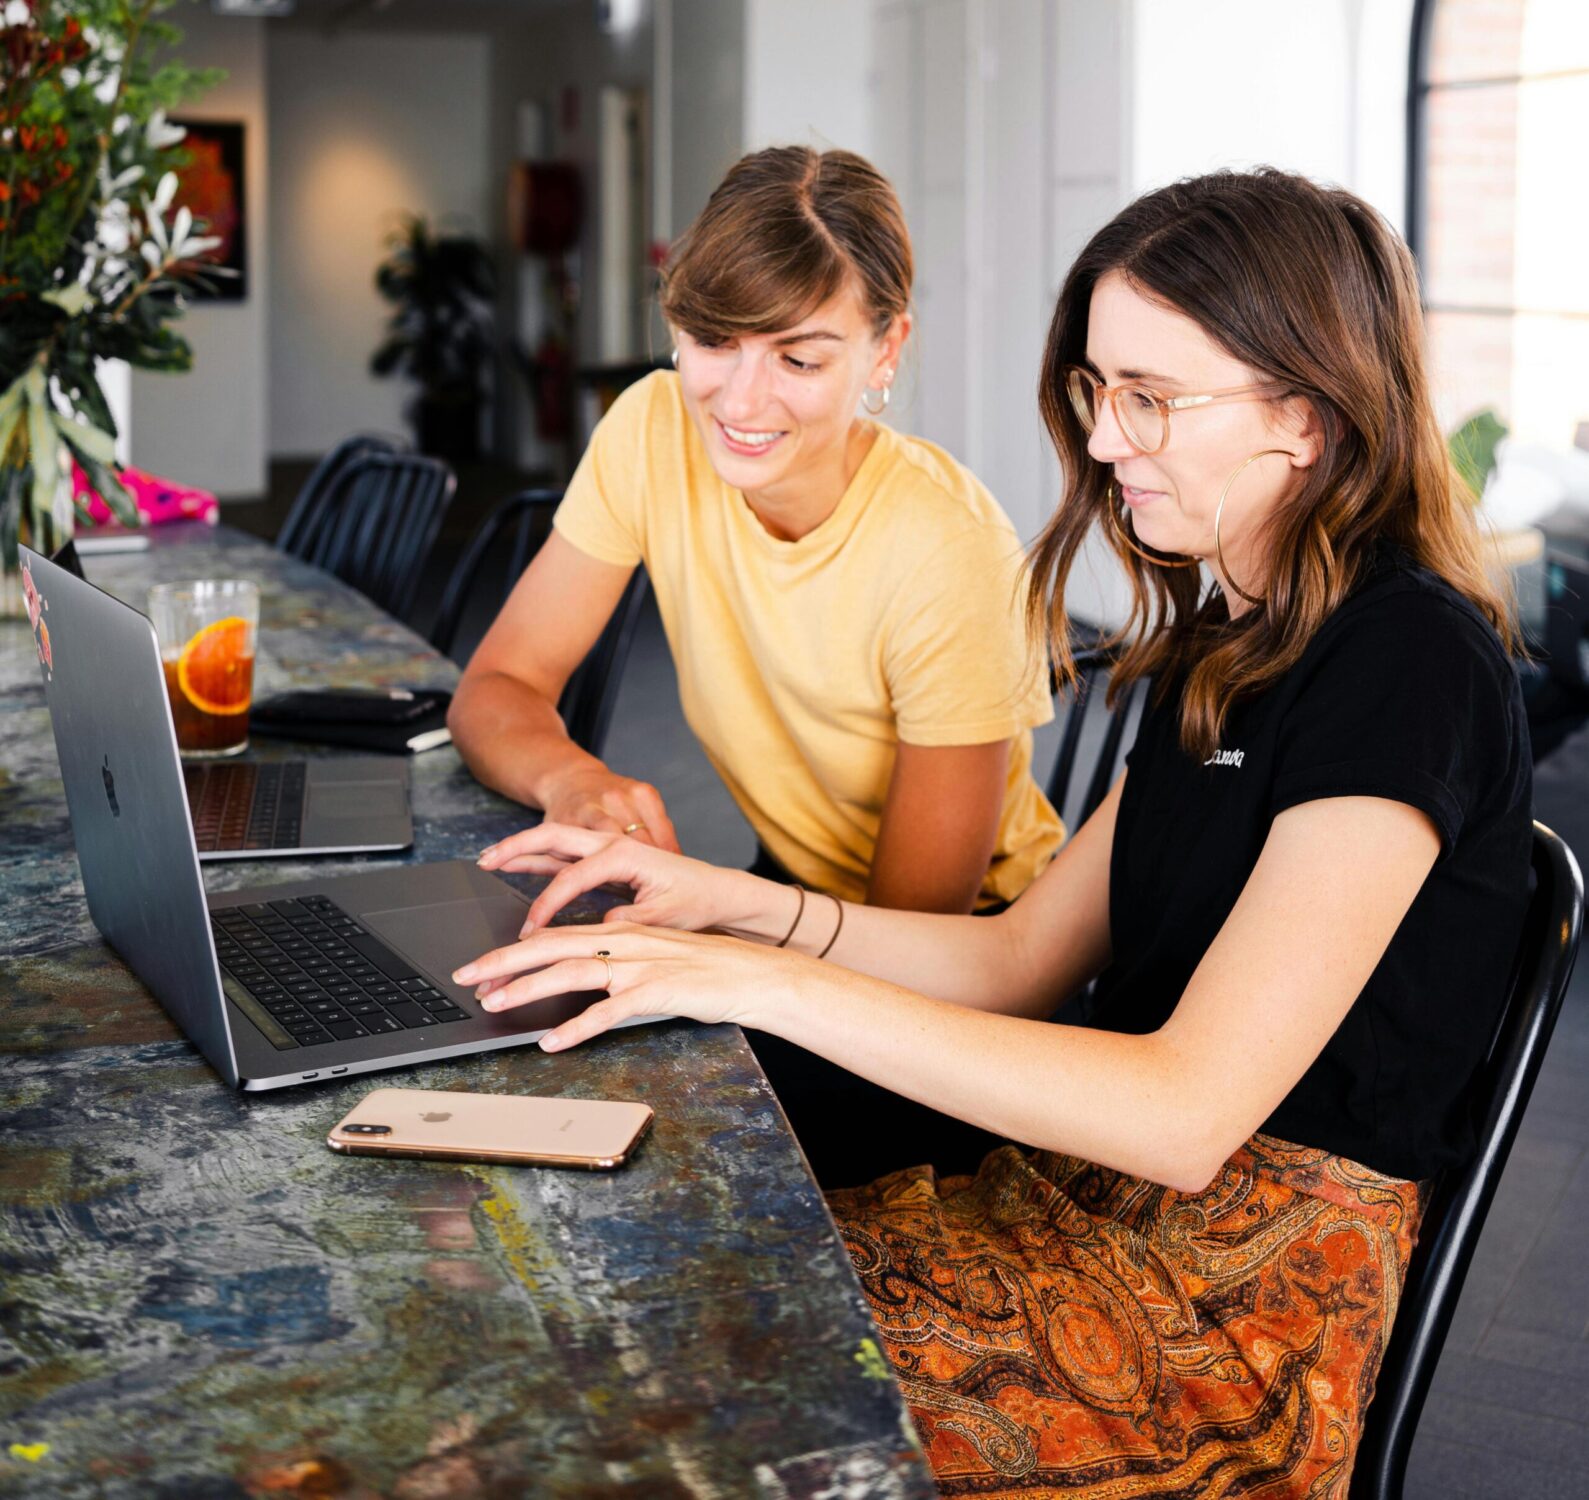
left=1449, top=408, right=1508, bottom=505
left=370, top=214, right=498, bottom=406
left=0, top=0, right=224, bottom=547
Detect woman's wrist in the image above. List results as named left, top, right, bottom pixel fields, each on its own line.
left=529, top=744, right=609, bottom=811
left=712, top=874, right=847, bottom=958
left=712, top=872, right=806, bottom=944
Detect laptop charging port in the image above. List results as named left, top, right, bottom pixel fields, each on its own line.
left=331, top=1067, right=349, bottom=1075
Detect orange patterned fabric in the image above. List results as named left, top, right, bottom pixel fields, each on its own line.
left=829, top=1134, right=1423, bottom=1498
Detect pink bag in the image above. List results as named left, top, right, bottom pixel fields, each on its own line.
left=71, top=460, right=220, bottom=527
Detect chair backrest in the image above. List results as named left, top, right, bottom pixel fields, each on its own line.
left=1350, top=820, right=1583, bottom=1500
left=430, top=488, right=651, bottom=761
left=429, top=488, right=561, bottom=661
left=275, top=433, right=403, bottom=560
left=559, top=567, right=650, bottom=760
left=301, top=452, right=456, bottom=622
left=1047, top=630, right=1145, bottom=831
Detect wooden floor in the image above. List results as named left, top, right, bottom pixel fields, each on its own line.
left=228, top=462, right=1589, bottom=1496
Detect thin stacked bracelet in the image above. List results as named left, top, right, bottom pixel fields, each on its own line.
left=775, top=884, right=807, bottom=948
left=816, top=892, right=845, bottom=960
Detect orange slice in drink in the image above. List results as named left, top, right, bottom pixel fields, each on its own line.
left=176, top=616, right=252, bottom=716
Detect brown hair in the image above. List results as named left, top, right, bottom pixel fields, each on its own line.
left=660, top=146, right=912, bottom=341
left=1027, top=167, right=1515, bottom=760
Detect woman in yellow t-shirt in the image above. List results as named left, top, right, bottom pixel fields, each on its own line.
left=450, top=146, right=1061, bottom=916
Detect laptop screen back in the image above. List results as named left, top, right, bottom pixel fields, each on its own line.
left=20, top=546, right=240, bottom=1085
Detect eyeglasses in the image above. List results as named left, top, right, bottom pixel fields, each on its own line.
left=1063, top=365, right=1274, bottom=456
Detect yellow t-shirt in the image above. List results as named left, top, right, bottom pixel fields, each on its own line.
left=553, top=371, right=1062, bottom=905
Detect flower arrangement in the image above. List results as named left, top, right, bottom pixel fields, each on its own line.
left=0, top=0, right=221, bottom=609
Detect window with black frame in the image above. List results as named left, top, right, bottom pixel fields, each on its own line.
left=1409, top=0, right=1589, bottom=449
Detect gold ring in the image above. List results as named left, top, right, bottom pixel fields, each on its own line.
left=622, top=822, right=644, bottom=835
left=594, top=949, right=614, bottom=989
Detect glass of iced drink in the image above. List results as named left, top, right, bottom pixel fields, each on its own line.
left=148, top=579, right=259, bottom=757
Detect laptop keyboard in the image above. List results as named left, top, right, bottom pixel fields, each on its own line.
left=185, top=762, right=307, bottom=852
left=211, top=895, right=470, bottom=1050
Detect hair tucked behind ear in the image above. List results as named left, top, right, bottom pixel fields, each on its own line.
left=1027, top=168, right=1514, bottom=761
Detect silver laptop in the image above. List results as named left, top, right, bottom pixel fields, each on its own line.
left=183, top=756, right=413, bottom=860
left=23, top=545, right=634, bottom=1091
left=45, top=537, right=412, bottom=859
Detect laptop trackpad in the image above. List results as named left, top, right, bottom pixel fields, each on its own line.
left=360, top=896, right=600, bottom=1033
left=307, top=783, right=409, bottom=821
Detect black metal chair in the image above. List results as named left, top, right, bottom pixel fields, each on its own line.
left=274, top=433, right=403, bottom=560
left=290, top=452, right=456, bottom=622
left=428, top=488, right=562, bottom=662
left=1350, top=820, right=1583, bottom=1499
left=1046, top=628, right=1145, bottom=831
left=430, top=488, right=651, bottom=760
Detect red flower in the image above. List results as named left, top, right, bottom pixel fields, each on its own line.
left=18, top=125, right=36, bottom=151
left=53, top=124, right=67, bottom=148
left=0, top=181, right=10, bottom=202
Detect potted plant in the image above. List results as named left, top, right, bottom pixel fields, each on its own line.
left=370, top=213, right=497, bottom=461
left=0, top=0, right=223, bottom=616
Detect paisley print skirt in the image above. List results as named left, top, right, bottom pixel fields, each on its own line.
left=828, top=1134, right=1423, bottom=1498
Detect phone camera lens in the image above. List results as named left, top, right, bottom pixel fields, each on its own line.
left=347, top=1123, right=392, bottom=1135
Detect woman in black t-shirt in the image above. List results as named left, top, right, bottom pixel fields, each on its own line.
left=454, top=170, right=1532, bottom=1497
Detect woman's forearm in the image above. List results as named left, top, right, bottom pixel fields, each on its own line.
left=742, top=961, right=1217, bottom=1191
left=713, top=884, right=1077, bottom=1020
left=716, top=787, right=1117, bottom=1020
left=448, top=670, right=604, bottom=810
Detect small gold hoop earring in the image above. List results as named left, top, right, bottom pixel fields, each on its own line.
left=862, top=384, right=890, bottom=415
left=1214, top=449, right=1293, bottom=607
left=1107, top=485, right=1199, bottom=569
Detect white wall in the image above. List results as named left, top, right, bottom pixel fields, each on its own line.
left=667, top=0, right=746, bottom=240
left=869, top=0, right=1417, bottom=627
left=744, top=0, right=873, bottom=154
left=1131, top=0, right=1352, bottom=194
left=872, top=1, right=1133, bottom=554
left=127, top=9, right=269, bottom=499
left=266, top=29, right=490, bottom=457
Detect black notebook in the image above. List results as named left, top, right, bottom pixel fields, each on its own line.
left=250, top=690, right=453, bottom=754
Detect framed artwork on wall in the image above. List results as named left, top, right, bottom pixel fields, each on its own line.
left=169, top=119, right=247, bottom=302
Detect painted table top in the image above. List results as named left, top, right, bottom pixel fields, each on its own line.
left=0, top=526, right=932, bottom=1499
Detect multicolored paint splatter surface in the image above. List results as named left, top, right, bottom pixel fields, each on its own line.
left=0, top=527, right=933, bottom=1498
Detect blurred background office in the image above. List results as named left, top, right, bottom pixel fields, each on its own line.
left=117, top=0, right=1587, bottom=628
left=93, top=8, right=1588, bottom=1494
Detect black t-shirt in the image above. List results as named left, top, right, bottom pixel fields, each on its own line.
left=1089, top=551, right=1532, bottom=1181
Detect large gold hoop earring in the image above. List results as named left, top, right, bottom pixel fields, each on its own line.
left=1213, top=449, right=1293, bottom=607
left=1107, top=484, right=1199, bottom=569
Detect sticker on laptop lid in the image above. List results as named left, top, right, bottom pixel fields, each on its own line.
left=21, top=556, right=52, bottom=680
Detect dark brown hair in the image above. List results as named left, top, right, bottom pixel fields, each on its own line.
left=660, top=146, right=912, bottom=341
left=1027, top=167, right=1514, bottom=760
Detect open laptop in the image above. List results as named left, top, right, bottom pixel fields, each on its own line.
left=47, top=537, right=412, bottom=860
left=22, top=544, right=631, bottom=1091
left=183, top=757, right=412, bottom=860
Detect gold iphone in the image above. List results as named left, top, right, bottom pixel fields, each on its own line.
left=326, top=1087, right=654, bottom=1169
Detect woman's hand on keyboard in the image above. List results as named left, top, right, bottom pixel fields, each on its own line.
left=450, top=918, right=819, bottom=1051
left=478, top=822, right=798, bottom=945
